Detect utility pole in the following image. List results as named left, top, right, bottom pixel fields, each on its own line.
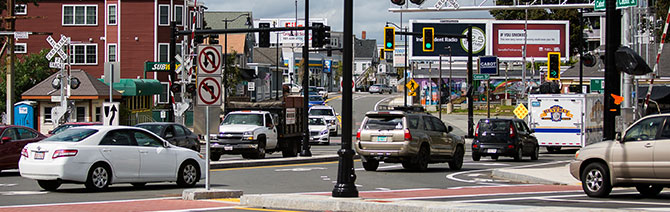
left=5, top=0, right=15, bottom=125
left=604, top=0, right=621, bottom=140
left=301, top=0, right=312, bottom=157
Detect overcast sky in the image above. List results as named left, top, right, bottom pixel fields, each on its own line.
left=202, top=0, right=493, bottom=45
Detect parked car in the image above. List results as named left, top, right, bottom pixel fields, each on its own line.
left=308, top=105, right=339, bottom=136
left=0, top=125, right=47, bottom=172
left=308, top=95, right=325, bottom=107
left=317, top=87, right=328, bottom=99
left=308, top=116, right=330, bottom=145
left=354, top=110, right=465, bottom=171
left=570, top=114, right=670, bottom=197
left=19, top=126, right=206, bottom=191
left=283, top=83, right=302, bottom=93
left=369, top=84, right=393, bottom=94
left=135, top=122, right=200, bottom=152
left=49, top=122, right=102, bottom=136
left=472, top=118, right=539, bottom=161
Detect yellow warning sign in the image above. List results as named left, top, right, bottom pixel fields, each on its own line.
left=406, top=79, right=418, bottom=92
left=408, top=90, right=417, bottom=96
left=514, top=104, right=529, bottom=119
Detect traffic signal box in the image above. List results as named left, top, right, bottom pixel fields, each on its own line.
left=547, top=52, right=561, bottom=80
left=259, top=23, right=270, bottom=48
left=384, top=27, right=395, bottom=51
left=379, top=49, right=385, bottom=61
left=423, top=27, right=434, bottom=52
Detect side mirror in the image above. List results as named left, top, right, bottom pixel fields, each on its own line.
left=164, top=141, right=171, bottom=148
left=1, top=136, right=11, bottom=143
left=616, top=132, right=623, bottom=142
left=447, top=126, right=453, bottom=133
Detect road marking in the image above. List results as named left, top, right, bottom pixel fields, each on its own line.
left=236, top=207, right=305, bottom=212
left=212, top=160, right=361, bottom=172
left=446, top=160, right=570, bottom=184
left=374, top=96, right=397, bottom=111
left=537, top=195, right=670, bottom=206
left=355, top=164, right=403, bottom=171
left=212, top=198, right=240, bottom=202
left=0, top=184, right=17, bottom=187
left=468, top=174, right=483, bottom=177
left=0, top=191, right=48, bottom=196
left=0, top=197, right=178, bottom=209
left=324, top=95, right=342, bottom=103
left=383, top=187, right=583, bottom=201
left=275, top=167, right=327, bottom=172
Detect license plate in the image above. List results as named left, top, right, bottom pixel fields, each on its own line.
left=34, top=152, right=45, bottom=160
left=224, top=146, right=233, bottom=151
left=487, top=149, right=497, bottom=153
left=377, top=136, right=387, bottom=142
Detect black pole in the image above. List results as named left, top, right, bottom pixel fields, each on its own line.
left=404, top=28, right=408, bottom=107
left=579, top=9, right=584, bottom=93
left=332, top=0, right=358, bottom=198
left=467, top=25, right=474, bottom=138
left=301, top=0, right=312, bottom=157
left=169, top=21, right=177, bottom=122
left=276, top=22, right=280, bottom=100
left=439, top=54, right=442, bottom=120
left=224, top=20, right=228, bottom=105
left=603, top=0, right=621, bottom=140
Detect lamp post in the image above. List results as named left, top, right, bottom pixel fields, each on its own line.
left=222, top=13, right=251, bottom=104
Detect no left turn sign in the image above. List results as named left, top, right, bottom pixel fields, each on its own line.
left=197, top=76, right=222, bottom=106
left=197, top=45, right=222, bottom=75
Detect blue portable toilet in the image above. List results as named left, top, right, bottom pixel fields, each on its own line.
left=14, top=101, right=37, bottom=129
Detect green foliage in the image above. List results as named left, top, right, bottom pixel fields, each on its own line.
left=224, top=50, right=241, bottom=95
left=656, top=0, right=670, bottom=43
left=0, top=49, right=57, bottom=114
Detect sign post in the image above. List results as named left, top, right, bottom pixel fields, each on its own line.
left=46, top=35, right=71, bottom=124
left=196, top=44, right=223, bottom=191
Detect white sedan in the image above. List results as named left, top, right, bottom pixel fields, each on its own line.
left=19, top=126, right=206, bottom=191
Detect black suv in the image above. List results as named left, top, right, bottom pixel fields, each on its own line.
left=472, top=118, right=539, bottom=161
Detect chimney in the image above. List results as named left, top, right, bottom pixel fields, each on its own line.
left=362, top=31, right=366, bottom=40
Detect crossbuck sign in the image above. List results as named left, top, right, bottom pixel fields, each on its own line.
left=46, top=35, right=69, bottom=69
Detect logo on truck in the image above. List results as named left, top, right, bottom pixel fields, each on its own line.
left=540, top=105, right=574, bottom=122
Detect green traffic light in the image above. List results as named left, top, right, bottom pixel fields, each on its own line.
left=386, top=43, right=392, bottom=48
left=426, top=43, right=432, bottom=49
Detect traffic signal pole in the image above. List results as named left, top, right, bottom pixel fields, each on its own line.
left=604, top=0, right=621, bottom=140
left=467, top=26, right=474, bottom=138
left=301, top=0, right=312, bottom=157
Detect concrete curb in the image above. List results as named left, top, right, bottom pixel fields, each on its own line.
left=210, top=154, right=359, bottom=169
left=240, top=194, right=632, bottom=212
left=491, top=168, right=564, bottom=185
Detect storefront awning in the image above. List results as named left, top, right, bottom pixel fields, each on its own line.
left=99, top=79, right=163, bottom=96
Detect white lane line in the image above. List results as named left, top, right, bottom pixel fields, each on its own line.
left=537, top=196, right=670, bottom=206
left=150, top=206, right=239, bottom=212
left=0, top=197, right=178, bottom=209
left=374, top=96, right=397, bottom=111
left=386, top=189, right=583, bottom=201
left=354, top=165, right=403, bottom=171
left=450, top=193, right=588, bottom=203
left=445, top=160, right=571, bottom=184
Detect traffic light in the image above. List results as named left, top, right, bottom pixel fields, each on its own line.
left=410, top=0, right=425, bottom=5
left=170, top=84, right=181, bottom=93
left=547, top=52, right=561, bottom=80
left=384, top=27, right=395, bottom=51
left=391, top=0, right=406, bottom=6
left=312, top=23, right=324, bottom=48
left=423, top=27, right=434, bottom=52
left=323, top=25, right=331, bottom=47
left=380, top=49, right=385, bottom=61
left=259, top=23, right=270, bottom=48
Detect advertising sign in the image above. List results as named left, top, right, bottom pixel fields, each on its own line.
left=410, top=20, right=487, bottom=60
left=393, top=47, right=406, bottom=67
left=479, top=56, right=498, bottom=75
left=492, top=21, right=569, bottom=60
left=255, top=18, right=327, bottom=45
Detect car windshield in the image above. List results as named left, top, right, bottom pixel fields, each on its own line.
left=43, top=128, right=98, bottom=142
left=364, top=116, right=404, bottom=130
left=309, top=87, right=318, bottom=92
left=478, top=120, right=511, bottom=133
left=309, top=96, right=323, bottom=101
left=309, top=118, right=326, bottom=125
left=308, top=92, right=319, bottom=96
left=51, top=124, right=75, bottom=135
left=310, top=109, right=334, bottom=116
left=136, top=124, right=164, bottom=135
left=222, top=114, right=263, bottom=126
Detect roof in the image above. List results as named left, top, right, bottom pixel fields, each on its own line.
left=22, top=70, right=122, bottom=99
left=252, top=47, right=285, bottom=66
left=98, top=79, right=163, bottom=96
left=354, top=38, right=377, bottom=58
left=204, top=11, right=253, bottom=30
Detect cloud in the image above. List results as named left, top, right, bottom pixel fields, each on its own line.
left=202, top=0, right=492, bottom=44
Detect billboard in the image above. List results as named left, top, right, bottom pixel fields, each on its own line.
left=410, top=20, right=488, bottom=60
left=479, top=56, right=498, bottom=75
left=255, top=18, right=327, bottom=45
left=492, top=21, right=569, bottom=60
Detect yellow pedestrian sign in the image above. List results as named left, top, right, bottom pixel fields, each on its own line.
left=513, top=104, right=529, bottom=119
left=408, top=90, right=417, bottom=96
left=406, top=79, right=418, bottom=92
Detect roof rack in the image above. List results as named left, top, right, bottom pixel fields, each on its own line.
left=393, top=106, right=425, bottom=113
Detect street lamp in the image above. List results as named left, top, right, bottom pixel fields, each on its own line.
left=222, top=13, right=251, bottom=104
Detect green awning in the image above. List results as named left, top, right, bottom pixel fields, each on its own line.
left=98, top=79, right=163, bottom=96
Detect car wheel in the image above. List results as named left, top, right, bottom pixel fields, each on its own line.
left=402, top=161, right=416, bottom=170
left=448, top=146, right=464, bottom=170
left=491, top=155, right=499, bottom=160
left=210, top=153, right=222, bottom=161
left=362, top=158, right=379, bottom=171
left=254, top=139, right=267, bottom=159
left=131, top=183, right=147, bottom=187
left=177, top=161, right=200, bottom=187
left=636, top=184, right=664, bottom=197
left=85, top=164, right=111, bottom=191
left=531, top=145, right=540, bottom=160
left=415, top=144, right=430, bottom=171
left=513, top=147, right=523, bottom=161
left=472, top=153, right=481, bottom=161
left=581, top=162, right=612, bottom=197
left=37, top=180, right=61, bottom=191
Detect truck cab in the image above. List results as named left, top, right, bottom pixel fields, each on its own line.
left=213, top=111, right=278, bottom=160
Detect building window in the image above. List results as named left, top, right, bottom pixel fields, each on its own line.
left=63, top=5, right=97, bottom=26
left=175, top=5, right=183, bottom=26
left=158, top=43, right=169, bottom=62
left=176, top=41, right=183, bottom=57
left=76, top=107, right=86, bottom=122
left=158, top=82, right=169, bottom=104
left=107, top=44, right=116, bottom=62
left=158, top=5, right=169, bottom=26
left=15, top=43, right=26, bottom=54
left=107, top=4, right=117, bottom=25
left=44, top=107, right=52, bottom=123
left=15, top=4, right=26, bottom=15
left=95, top=107, right=101, bottom=122
left=70, top=44, right=97, bottom=65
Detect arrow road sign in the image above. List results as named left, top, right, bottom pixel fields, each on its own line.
left=197, top=45, right=222, bottom=75
left=197, top=77, right=222, bottom=106
left=103, top=102, right=120, bottom=126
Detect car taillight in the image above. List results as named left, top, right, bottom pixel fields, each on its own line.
left=356, top=130, right=361, bottom=140
left=474, top=123, right=480, bottom=137
left=52, top=149, right=78, bottom=159
left=508, top=144, right=515, bottom=149
left=21, top=148, right=28, bottom=158
left=404, top=129, right=412, bottom=141
left=509, top=123, right=515, bottom=138
left=473, top=144, right=478, bottom=148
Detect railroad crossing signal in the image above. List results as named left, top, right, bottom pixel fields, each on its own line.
left=384, top=27, right=395, bottom=51
left=547, top=52, right=560, bottom=80
left=423, top=27, right=434, bottom=52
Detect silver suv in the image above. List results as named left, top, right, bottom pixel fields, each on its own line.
left=354, top=110, right=465, bottom=171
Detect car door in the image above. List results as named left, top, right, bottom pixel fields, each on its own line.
left=421, top=116, right=439, bottom=153
left=430, top=116, right=451, bottom=155
left=611, top=117, right=663, bottom=179
left=134, top=130, right=176, bottom=180
left=163, top=125, right=178, bottom=146
left=264, top=114, right=278, bottom=148
left=513, top=121, right=532, bottom=153
left=173, top=124, right=187, bottom=148
left=653, top=117, right=670, bottom=178
left=0, top=128, right=19, bottom=169
left=99, top=130, right=141, bottom=180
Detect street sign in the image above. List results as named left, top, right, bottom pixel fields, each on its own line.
left=474, top=74, right=490, bottom=81
left=513, top=104, right=529, bottom=119
left=594, top=0, right=637, bottom=11
left=14, top=31, right=28, bottom=39
left=479, top=56, right=498, bottom=75
left=197, top=45, right=223, bottom=75
left=406, top=79, right=418, bottom=92
left=104, top=62, right=121, bottom=84
left=408, top=90, right=417, bottom=96
left=248, top=81, right=256, bottom=91
left=49, top=57, right=64, bottom=69
left=590, top=79, right=604, bottom=93
left=197, top=76, right=222, bottom=106
left=103, top=102, right=120, bottom=126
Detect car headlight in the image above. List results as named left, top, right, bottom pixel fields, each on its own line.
left=243, top=131, right=253, bottom=136
left=321, top=129, right=328, bottom=135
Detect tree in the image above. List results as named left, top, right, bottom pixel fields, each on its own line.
left=224, top=50, right=241, bottom=95
left=0, top=49, right=57, bottom=114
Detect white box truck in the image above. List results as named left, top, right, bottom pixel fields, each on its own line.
left=527, top=94, right=604, bottom=153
